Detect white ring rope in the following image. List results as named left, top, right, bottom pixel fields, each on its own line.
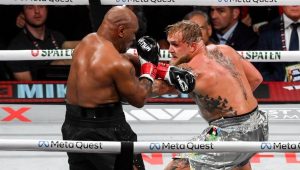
left=1, top=0, right=300, bottom=6
left=0, top=139, right=299, bottom=153
left=0, top=49, right=299, bottom=62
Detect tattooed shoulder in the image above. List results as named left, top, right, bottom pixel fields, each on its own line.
left=207, top=47, right=248, bottom=100
left=207, top=47, right=222, bottom=60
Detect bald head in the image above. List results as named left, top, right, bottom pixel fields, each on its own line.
left=99, top=6, right=138, bottom=33
left=98, top=6, right=139, bottom=53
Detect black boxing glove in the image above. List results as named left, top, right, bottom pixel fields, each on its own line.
left=136, top=36, right=160, bottom=82
left=156, top=63, right=195, bottom=93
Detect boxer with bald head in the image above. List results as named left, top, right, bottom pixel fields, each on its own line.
left=62, top=6, right=160, bottom=170
left=151, top=20, right=268, bottom=170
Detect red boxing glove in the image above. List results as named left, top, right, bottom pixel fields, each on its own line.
left=137, top=36, right=160, bottom=83
left=140, top=62, right=157, bottom=82
left=156, top=62, right=170, bottom=80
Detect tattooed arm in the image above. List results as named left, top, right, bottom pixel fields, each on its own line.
left=152, top=79, right=178, bottom=97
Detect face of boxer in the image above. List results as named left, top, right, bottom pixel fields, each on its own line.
left=283, top=6, right=300, bottom=21
left=23, top=5, right=48, bottom=28
left=118, top=18, right=138, bottom=53
left=168, top=31, right=193, bottom=66
left=210, top=6, right=239, bottom=34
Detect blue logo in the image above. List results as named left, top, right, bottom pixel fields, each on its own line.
left=38, top=141, right=49, bottom=147
left=261, top=142, right=272, bottom=150
left=149, top=143, right=161, bottom=150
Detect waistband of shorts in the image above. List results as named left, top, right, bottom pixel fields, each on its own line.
left=66, top=102, right=124, bottom=120
left=209, top=106, right=258, bottom=126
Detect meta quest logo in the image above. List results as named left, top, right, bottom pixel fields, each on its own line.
left=38, top=140, right=103, bottom=150
left=38, top=141, right=50, bottom=147
left=261, top=142, right=300, bottom=150
left=149, top=142, right=214, bottom=151
left=150, top=143, right=161, bottom=150
left=261, top=142, right=272, bottom=150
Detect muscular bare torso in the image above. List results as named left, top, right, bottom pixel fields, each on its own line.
left=184, top=45, right=258, bottom=122
left=66, top=33, right=128, bottom=107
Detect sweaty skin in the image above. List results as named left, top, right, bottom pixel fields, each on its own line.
left=66, top=6, right=152, bottom=108
left=155, top=31, right=262, bottom=123
left=186, top=44, right=260, bottom=122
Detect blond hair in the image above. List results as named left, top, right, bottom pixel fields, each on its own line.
left=166, top=20, right=202, bottom=44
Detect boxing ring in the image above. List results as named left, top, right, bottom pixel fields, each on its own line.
left=1, top=0, right=300, bottom=170
left=1, top=50, right=300, bottom=170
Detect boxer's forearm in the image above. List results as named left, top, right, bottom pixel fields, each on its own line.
left=151, top=79, right=178, bottom=97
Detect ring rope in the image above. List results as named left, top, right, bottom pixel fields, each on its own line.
left=1, top=0, right=300, bottom=6
left=0, top=49, right=299, bottom=62
left=0, top=139, right=299, bottom=153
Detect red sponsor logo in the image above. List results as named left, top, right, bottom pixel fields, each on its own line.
left=31, top=50, right=39, bottom=57
left=1, top=107, right=31, bottom=122
left=143, top=153, right=163, bottom=165
left=253, top=153, right=300, bottom=163
left=0, top=85, right=13, bottom=98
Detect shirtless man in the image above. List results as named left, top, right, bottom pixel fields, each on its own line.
left=61, top=6, right=160, bottom=170
left=150, top=20, right=268, bottom=170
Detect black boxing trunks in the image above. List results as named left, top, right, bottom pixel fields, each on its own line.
left=176, top=106, right=269, bottom=170
left=61, top=103, right=145, bottom=170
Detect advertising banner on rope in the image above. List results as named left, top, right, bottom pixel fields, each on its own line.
left=1, top=49, right=300, bottom=62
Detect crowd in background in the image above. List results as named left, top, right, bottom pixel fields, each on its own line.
left=0, top=4, right=299, bottom=82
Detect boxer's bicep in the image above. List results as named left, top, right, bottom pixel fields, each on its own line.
left=121, top=53, right=141, bottom=76
left=114, top=63, right=139, bottom=93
